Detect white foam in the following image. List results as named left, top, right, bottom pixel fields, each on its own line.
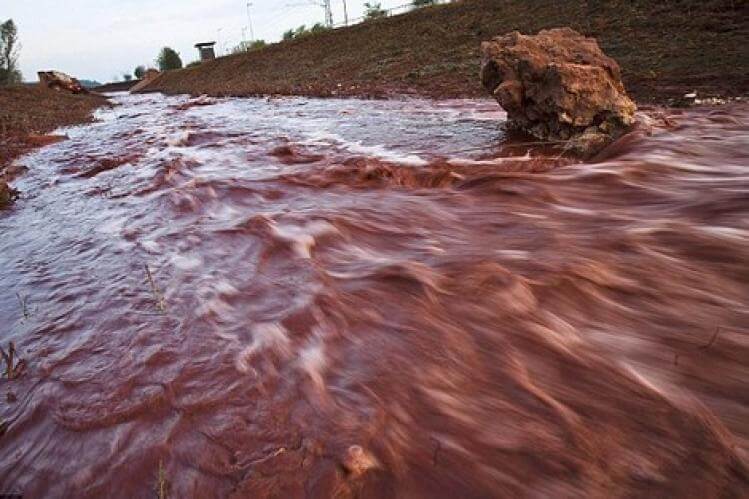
left=446, top=152, right=533, bottom=167
left=214, top=280, right=239, bottom=296
left=140, top=240, right=161, bottom=253
left=297, top=337, right=327, bottom=390
left=235, top=322, right=291, bottom=375
left=166, top=131, right=191, bottom=147
left=302, top=130, right=428, bottom=166
left=170, top=253, right=202, bottom=270
left=96, top=217, right=126, bottom=236
left=270, top=220, right=338, bottom=259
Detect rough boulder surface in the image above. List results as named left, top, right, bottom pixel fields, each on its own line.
left=0, top=180, right=17, bottom=207
left=481, top=28, right=636, bottom=156
left=37, top=71, right=88, bottom=94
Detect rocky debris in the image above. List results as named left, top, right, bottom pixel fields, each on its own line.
left=1, top=163, right=28, bottom=183
left=130, top=69, right=162, bottom=93
left=37, top=71, right=88, bottom=94
left=0, top=180, right=18, bottom=207
left=481, top=28, right=636, bottom=157
left=270, top=144, right=325, bottom=165
left=671, top=90, right=738, bottom=108
left=171, top=95, right=218, bottom=111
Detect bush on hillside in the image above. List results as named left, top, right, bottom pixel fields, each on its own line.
left=157, top=47, right=183, bottom=71
left=233, top=39, right=268, bottom=53
left=282, top=23, right=329, bottom=41
left=364, top=2, right=387, bottom=20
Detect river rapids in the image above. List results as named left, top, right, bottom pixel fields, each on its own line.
left=1, top=93, right=747, bottom=497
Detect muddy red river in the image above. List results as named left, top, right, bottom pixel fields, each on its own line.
left=1, top=94, right=747, bottom=497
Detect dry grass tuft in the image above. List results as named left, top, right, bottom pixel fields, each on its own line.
left=145, top=264, right=167, bottom=314
left=0, top=342, right=26, bottom=380
left=156, top=460, right=169, bottom=499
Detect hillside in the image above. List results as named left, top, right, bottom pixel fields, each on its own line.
left=140, top=0, right=748, bottom=103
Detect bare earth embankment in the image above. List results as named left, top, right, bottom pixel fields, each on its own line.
left=139, top=0, right=748, bottom=103
left=0, top=86, right=109, bottom=171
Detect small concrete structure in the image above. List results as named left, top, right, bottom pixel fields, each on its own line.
left=195, top=42, right=217, bottom=62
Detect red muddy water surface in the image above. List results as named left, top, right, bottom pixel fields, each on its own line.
left=1, top=94, right=748, bottom=498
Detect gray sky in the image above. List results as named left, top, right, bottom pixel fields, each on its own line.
left=3, top=0, right=408, bottom=83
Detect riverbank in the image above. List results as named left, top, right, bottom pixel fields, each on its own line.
left=92, top=80, right=139, bottom=93
left=138, top=0, right=748, bottom=103
left=0, top=86, right=109, bottom=172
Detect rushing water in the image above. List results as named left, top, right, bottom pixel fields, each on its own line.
left=1, top=93, right=747, bottom=497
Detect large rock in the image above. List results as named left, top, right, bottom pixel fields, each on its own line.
left=38, top=71, right=88, bottom=94
left=480, top=28, right=636, bottom=156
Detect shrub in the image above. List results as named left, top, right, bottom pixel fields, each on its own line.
left=282, top=23, right=329, bottom=41
left=156, top=47, right=183, bottom=71
left=364, top=2, right=387, bottom=20
left=232, top=39, right=268, bottom=53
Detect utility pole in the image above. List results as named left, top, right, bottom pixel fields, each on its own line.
left=323, top=0, right=333, bottom=28
left=341, top=0, right=349, bottom=26
left=246, top=2, right=255, bottom=41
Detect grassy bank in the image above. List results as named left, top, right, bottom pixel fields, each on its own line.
left=140, top=0, right=748, bottom=103
left=0, top=86, right=109, bottom=170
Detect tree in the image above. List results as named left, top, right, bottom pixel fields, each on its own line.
left=294, top=25, right=308, bottom=38
left=412, top=0, right=437, bottom=6
left=309, top=23, right=328, bottom=34
left=134, top=65, right=146, bottom=79
left=123, top=73, right=133, bottom=81
left=156, top=47, right=183, bottom=71
left=232, top=39, right=267, bottom=54
left=282, top=29, right=295, bottom=41
left=364, top=2, right=387, bottom=20
left=282, top=23, right=329, bottom=42
left=0, top=19, right=22, bottom=85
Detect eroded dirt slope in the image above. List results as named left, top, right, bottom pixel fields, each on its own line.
left=141, top=0, right=748, bottom=102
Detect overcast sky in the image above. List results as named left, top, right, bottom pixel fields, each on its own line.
left=3, top=0, right=407, bottom=83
